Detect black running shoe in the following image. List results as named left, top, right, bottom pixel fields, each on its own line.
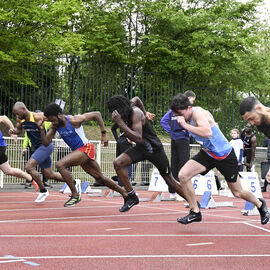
left=258, top=198, right=270, bottom=225
left=119, top=193, right=139, bottom=212
left=177, top=210, right=202, bottom=224
left=25, top=181, right=32, bottom=189
left=64, top=195, right=81, bottom=207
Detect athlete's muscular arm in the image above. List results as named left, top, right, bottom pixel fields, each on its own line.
left=131, top=96, right=147, bottom=115
left=249, top=135, right=257, bottom=169
left=70, top=112, right=108, bottom=146
left=0, top=115, right=18, bottom=142
left=131, top=96, right=155, bottom=121
left=40, top=123, right=56, bottom=147
left=112, top=107, right=143, bottom=143
left=177, top=109, right=212, bottom=138
left=9, top=117, right=23, bottom=136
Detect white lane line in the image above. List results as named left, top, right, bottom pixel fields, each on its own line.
left=0, top=211, right=186, bottom=223
left=186, top=242, right=214, bottom=246
left=0, top=259, right=25, bottom=264
left=105, top=228, right=131, bottom=231
left=244, top=222, right=270, bottom=233
left=0, top=254, right=270, bottom=259
left=0, top=234, right=269, bottom=238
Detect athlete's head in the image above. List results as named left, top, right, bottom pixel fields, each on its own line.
left=13, top=102, right=28, bottom=120
left=43, top=103, right=64, bottom=127
left=239, top=96, right=264, bottom=126
left=170, top=93, right=193, bottom=121
left=107, top=95, right=133, bottom=125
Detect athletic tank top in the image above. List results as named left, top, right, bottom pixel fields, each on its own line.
left=21, top=112, right=51, bottom=149
left=0, top=130, right=6, bottom=147
left=240, top=132, right=254, bottom=150
left=189, top=109, right=232, bottom=159
left=140, top=118, right=162, bottom=151
left=56, top=116, right=87, bottom=151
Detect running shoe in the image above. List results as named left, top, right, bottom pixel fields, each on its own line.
left=25, top=181, right=32, bottom=189
left=119, top=193, right=139, bottom=212
left=35, top=190, right=49, bottom=203
left=64, top=195, right=81, bottom=207
left=258, top=198, right=270, bottom=225
left=177, top=210, right=202, bottom=224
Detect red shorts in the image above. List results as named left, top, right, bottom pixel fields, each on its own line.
left=77, top=142, right=95, bottom=160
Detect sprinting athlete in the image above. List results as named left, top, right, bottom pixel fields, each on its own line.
left=41, top=103, right=128, bottom=207
left=170, top=93, right=269, bottom=225
left=107, top=95, right=188, bottom=213
left=0, top=115, right=37, bottom=187
left=11, top=102, right=65, bottom=203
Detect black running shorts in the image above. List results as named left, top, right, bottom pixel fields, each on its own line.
left=125, top=144, right=171, bottom=176
left=192, top=148, right=238, bottom=183
left=0, top=146, right=8, bottom=165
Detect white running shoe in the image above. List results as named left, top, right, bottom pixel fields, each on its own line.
left=75, top=179, right=82, bottom=195
left=35, top=190, right=49, bottom=203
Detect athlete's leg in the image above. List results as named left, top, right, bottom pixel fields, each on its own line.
left=25, top=158, right=45, bottom=190
left=55, top=150, right=86, bottom=197
left=113, top=153, right=134, bottom=192
left=81, top=159, right=128, bottom=198
left=227, top=176, right=262, bottom=207
left=178, top=160, right=207, bottom=212
left=0, top=161, right=32, bottom=181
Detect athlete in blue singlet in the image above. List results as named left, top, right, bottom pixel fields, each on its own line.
left=170, top=93, right=269, bottom=225
left=0, top=115, right=34, bottom=185
left=11, top=102, right=65, bottom=203
left=40, top=103, right=128, bottom=207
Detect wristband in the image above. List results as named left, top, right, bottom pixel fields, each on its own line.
left=101, top=130, right=106, bottom=134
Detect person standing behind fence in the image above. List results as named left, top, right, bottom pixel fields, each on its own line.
left=107, top=95, right=188, bottom=213
left=160, top=91, right=195, bottom=198
left=229, top=128, right=244, bottom=172
left=240, top=123, right=256, bottom=172
left=170, top=93, right=269, bottom=225
left=11, top=102, right=65, bottom=203
left=42, top=103, right=129, bottom=207
left=0, top=115, right=36, bottom=187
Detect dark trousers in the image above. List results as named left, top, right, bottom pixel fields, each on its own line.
left=169, top=139, right=190, bottom=193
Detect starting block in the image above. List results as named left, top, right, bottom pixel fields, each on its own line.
left=241, top=201, right=260, bottom=216
left=59, top=179, right=82, bottom=195
left=200, top=191, right=234, bottom=209
left=105, top=190, right=122, bottom=198
left=139, top=191, right=185, bottom=202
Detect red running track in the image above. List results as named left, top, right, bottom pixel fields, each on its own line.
left=0, top=190, right=270, bottom=270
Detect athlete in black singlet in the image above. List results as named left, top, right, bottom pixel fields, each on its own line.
left=240, top=123, right=256, bottom=171
left=107, top=95, right=187, bottom=213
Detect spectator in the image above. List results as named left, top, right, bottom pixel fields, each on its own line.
left=229, top=128, right=244, bottom=172
left=240, top=123, right=256, bottom=171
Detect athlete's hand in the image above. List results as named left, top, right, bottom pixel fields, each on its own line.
left=11, top=134, right=18, bottom=143
left=101, top=133, right=109, bottom=147
left=9, top=128, right=16, bottom=136
left=111, top=110, right=122, bottom=124
left=176, top=116, right=187, bottom=128
left=146, top=112, right=155, bottom=121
